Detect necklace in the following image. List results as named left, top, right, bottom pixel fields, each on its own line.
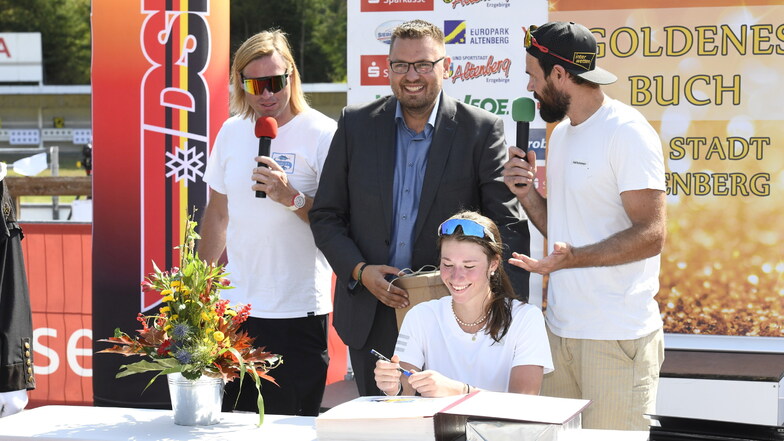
left=451, top=301, right=489, bottom=329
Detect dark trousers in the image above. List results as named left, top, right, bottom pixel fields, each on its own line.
left=222, top=314, right=329, bottom=416
left=349, top=302, right=398, bottom=396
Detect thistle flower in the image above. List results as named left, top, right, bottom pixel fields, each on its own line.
left=174, top=348, right=193, bottom=364
left=171, top=323, right=190, bottom=339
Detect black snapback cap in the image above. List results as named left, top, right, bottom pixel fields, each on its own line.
left=526, top=21, right=617, bottom=85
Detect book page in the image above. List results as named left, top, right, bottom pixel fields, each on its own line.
left=318, top=395, right=460, bottom=421
left=440, top=391, right=591, bottom=425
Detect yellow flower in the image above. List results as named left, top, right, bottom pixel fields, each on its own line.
left=161, top=289, right=173, bottom=296
left=213, top=331, right=225, bottom=342
left=201, top=311, right=211, bottom=321
left=226, top=309, right=237, bottom=317
left=162, top=295, right=174, bottom=302
left=171, top=315, right=179, bottom=321
left=171, top=281, right=182, bottom=288
left=160, top=306, right=171, bottom=314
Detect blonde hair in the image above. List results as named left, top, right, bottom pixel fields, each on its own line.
left=230, top=29, right=309, bottom=120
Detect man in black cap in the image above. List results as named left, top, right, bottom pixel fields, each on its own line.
left=503, top=22, right=667, bottom=431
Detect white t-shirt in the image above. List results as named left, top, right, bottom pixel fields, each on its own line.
left=395, top=297, right=553, bottom=393
left=546, top=97, right=665, bottom=340
left=203, top=110, right=337, bottom=318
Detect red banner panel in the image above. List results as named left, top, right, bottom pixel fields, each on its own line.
left=91, top=0, right=229, bottom=407
left=20, top=223, right=92, bottom=408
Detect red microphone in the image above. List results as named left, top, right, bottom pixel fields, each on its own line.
left=254, top=117, right=278, bottom=198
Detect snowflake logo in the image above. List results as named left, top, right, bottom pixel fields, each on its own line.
left=165, top=144, right=205, bottom=186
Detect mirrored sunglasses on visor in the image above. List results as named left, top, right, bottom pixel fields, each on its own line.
left=523, top=25, right=589, bottom=71
left=240, top=72, right=289, bottom=95
left=438, top=218, right=496, bottom=243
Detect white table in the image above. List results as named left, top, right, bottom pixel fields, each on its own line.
left=0, top=405, right=649, bottom=440
left=0, top=406, right=317, bottom=441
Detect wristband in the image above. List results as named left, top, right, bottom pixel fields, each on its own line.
left=357, top=263, right=370, bottom=286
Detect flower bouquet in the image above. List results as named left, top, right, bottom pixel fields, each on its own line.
left=98, top=216, right=281, bottom=425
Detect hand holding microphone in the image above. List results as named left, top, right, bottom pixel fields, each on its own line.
left=511, top=97, right=535, bottom=187
left=254, top=116, right=278, bottom=198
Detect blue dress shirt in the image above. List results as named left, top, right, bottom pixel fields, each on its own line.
left=388, top=97, right=440, bottom=271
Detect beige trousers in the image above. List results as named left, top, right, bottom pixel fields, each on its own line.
left=542, top=326, right=665, bottom=431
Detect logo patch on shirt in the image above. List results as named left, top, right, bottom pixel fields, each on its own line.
left=272, top=152, right=295, bottom=174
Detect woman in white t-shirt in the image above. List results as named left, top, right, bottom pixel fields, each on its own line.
left=374, top=211, right=553, bottom=397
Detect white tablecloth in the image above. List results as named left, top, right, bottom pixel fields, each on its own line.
left=0, top=406, right=317, bottom=441
left=0, top=405, right=649, bottom=440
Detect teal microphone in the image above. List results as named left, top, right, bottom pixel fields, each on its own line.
left=511, top=97, right=536, bottom=187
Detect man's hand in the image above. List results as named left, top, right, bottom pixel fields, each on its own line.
left=509, top=241, right=574, bottom=275
left=251, top=156, right=297, bottom=205
left=360, top=265, right=409, bottom=309
left=502, top=147, right=537, bottom=199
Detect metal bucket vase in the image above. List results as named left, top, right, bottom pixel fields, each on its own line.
left=167, top=372, right=224, bottom=426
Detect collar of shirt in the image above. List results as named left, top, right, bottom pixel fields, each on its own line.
left=393, top=93, right=441, bottom=136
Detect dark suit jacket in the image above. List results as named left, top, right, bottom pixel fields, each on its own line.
left=0, top=180, right=35, bottom=392
left=309, top=94, right=529, bottom=349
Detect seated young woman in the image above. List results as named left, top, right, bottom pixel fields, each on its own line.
left=374, top=210, right=553, bottom=397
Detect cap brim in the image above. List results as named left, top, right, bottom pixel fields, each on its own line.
left=528, top=47, right=617, bottom=85
left=573, top=66, right=617, bottom=85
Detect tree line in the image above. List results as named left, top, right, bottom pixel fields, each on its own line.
left=0, top=0, right=346, bottom=85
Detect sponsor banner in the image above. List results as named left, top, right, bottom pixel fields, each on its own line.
left=92, top=0, right=229, bottom=406
left=361, top=0, right=434, bottom=13
left=22, top=222, right=93, bottom=407
left=348, top=2, right=548, bottom=145
left=551, top=2, right=784, bottom=348
left=30, top=314, right=92, bottom=406
left=348, top=0, right=549, bottom=303
left=442, top=0, right=514, bottom=10
left=0, top=33, right=43, bottom=82
left=360, top=55, right=391, bottom=85
left=529, top=128, right=547, bottom=198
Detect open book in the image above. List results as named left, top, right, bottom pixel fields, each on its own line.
left=316, top=390, right=591, bottom=441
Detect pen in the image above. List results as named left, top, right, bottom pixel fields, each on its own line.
left=370, top=349, right=412, bottom=377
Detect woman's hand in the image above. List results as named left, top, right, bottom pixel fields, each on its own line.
left=407, top=370, right=466, bottom=398
left=374, top=354, right=404, bottom=396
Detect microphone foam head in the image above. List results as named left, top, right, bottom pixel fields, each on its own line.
left=512, top=97, right=536, bottom=122
left=255, top=116, right=278, bottom=139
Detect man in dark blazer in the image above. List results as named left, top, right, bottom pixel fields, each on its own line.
left=0, top=172, right=35, bottom=417
left=309, top=20, right=529, bottom=396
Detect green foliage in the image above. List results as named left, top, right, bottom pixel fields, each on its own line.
left=0, top=0, right=91, bottom=84
left=229, top=0, right=346, bottom=83
left=0, top=0, right=346, bottom=85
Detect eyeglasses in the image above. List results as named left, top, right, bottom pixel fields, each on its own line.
left=389, top=57, right=445, bottom=74
left=240, top=73, right=289, bottom=95
left=438, top=218, right=496, bottom=243
left=523, top=26, right=589, bottom=71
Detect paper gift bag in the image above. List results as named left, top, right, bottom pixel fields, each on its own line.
left=391, top=270, right=450, bottom=330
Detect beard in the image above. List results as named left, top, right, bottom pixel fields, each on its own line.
left=392, top=81, right=440, bottom=114
left=535, top=80, right=570, bottom=123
